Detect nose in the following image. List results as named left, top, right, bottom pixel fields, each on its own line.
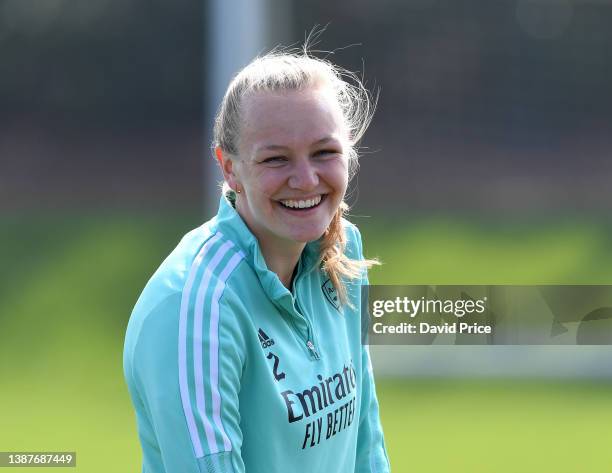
left=288, top=158, right=319, bottom=191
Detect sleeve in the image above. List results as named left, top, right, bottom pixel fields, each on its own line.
left=127, top=291, right=246, bottom=473
left=349, top=224, right=392, bottom=473
left=355, top=343, right=391, bottom=473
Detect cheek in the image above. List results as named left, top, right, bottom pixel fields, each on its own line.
left=326, top=159, right=349, bottom=192
left=251, top=170, right=286, bottom=199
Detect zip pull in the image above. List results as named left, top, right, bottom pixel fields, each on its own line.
left=306, top=340, right=320, bottom=360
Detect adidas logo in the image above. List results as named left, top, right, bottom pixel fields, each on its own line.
left=258, top=328, right=275, bottom=349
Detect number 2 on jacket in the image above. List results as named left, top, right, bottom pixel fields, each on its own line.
left=266, top=352, right=286, bottom=381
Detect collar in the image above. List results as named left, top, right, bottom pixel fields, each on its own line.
left=213, top=191, right=321, bottom=301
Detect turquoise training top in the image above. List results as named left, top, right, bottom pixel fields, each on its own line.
left=123, top=193, right=390, bottom=473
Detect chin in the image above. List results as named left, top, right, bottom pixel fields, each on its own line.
left=285, top=228, right=328, bottom=244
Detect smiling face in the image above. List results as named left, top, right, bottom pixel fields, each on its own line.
left=227, top=87, right=350, bottom=251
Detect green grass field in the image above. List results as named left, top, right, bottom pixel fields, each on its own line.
left=2, top=212, right=612, bottom=472
left=379, top=378, right=612, bottom=472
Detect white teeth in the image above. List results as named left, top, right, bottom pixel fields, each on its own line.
left=280, top=195, right=322, bottom=209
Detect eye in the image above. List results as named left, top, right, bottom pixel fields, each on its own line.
left=314, top=149, right=340, bottom=157
left=261, top=156, right=287, bottom=164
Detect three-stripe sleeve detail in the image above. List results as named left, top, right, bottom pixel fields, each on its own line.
left=178, top=232, right=222, bottom=458
left=194, top=240, right=236, bottom=453
left=178, top=231, right=244, bottom=458
left=209, top=251, right=244, bottom=453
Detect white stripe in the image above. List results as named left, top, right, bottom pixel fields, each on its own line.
left=193, top=239, right=235, bottom=454
left=209, top=251, right=244, bottom=453
left=178, top=232, right=222, bottom=458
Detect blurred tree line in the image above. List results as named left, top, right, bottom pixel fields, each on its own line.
left=3, top=0, right=611, bottom=132
left=294, top=0, right=612, bottom=138
left=2, top=0, right=611, bottom=211
left=0, top=0, right=204, bottom=128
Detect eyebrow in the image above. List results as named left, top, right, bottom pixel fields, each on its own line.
left=255, top=136, right=339, bottom=153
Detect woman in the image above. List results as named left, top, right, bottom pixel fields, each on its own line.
left=123, top=49, right=390, bottom=473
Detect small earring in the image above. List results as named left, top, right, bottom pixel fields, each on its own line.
left=235, top=186, right=242, bottom=194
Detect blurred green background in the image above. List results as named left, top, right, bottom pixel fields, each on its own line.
left=3, top=0, right=612, bottom=471
left=2, top=214, right=612, bottom=472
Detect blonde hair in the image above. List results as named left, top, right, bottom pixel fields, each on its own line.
left=212, top=47, right=379, bottom=306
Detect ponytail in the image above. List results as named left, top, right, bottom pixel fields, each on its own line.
left=319, top=201, right=379, bottom=307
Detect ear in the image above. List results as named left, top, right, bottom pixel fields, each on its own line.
left=215, top=147, right=241, bottom=191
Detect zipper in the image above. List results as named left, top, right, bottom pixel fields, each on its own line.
left=292, top=267, right=321, bottom=361
left=306, top=340, right=320, bottom=360
left=294, top=295, right=320, bottom=360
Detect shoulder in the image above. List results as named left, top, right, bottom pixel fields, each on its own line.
left=128, top=227, right=246, bottom=323
left=124, top=230, right=249, bottom=378
left=184, top=230, right=247, bottom=294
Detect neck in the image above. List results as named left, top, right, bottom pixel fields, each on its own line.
left=234, top=198, right=305, bottom=289
left=258, top=237, right=305, bottom=289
